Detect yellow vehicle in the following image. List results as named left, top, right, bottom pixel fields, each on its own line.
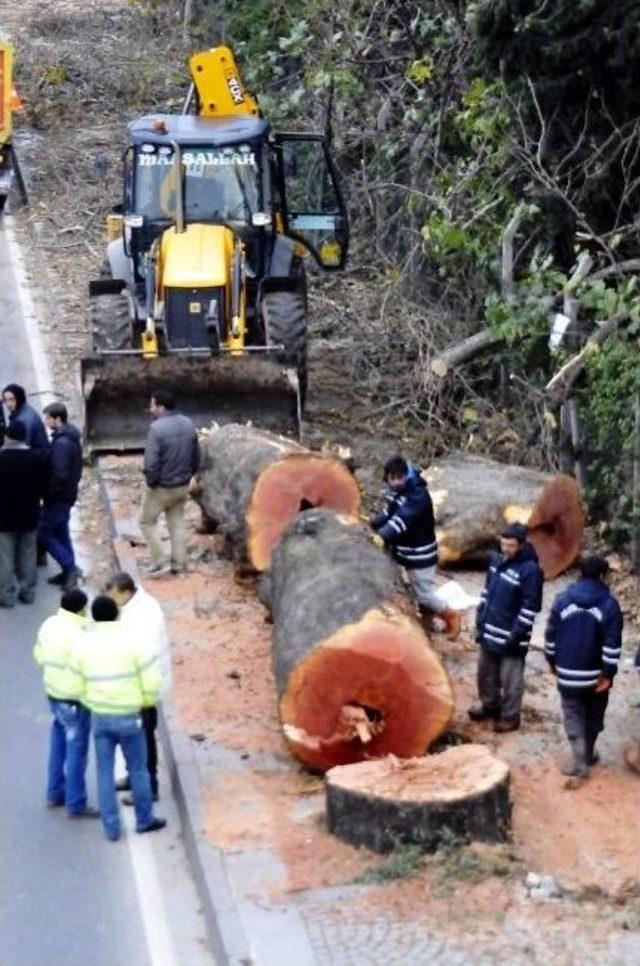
left=83, top=46, right=349, bottom=452
left=0, top=40, right=27, bottom=213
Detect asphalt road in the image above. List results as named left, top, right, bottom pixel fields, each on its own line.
left=0, top=218, right=214, bottom=966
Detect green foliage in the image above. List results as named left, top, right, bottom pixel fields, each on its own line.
left=354, top=844, right=425, bottom=884
left=579, top=338, right=640, bottom=544
left=185, top=0, right=640, bottom=545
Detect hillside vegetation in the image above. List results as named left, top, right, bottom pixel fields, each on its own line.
left=16, top=0, right=640, bottom=547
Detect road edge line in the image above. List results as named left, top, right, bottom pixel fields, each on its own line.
left=95, top=462, right=252, bottom=966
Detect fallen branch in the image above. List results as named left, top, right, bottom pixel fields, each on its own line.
left=545, top=312, right=629, bottom=401
left=430, top=328, right=502, bottom=379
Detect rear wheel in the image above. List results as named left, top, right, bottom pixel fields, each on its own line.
left=261, top=289, right=308, bottom=406
left=89, top=291, right=133, bottom=352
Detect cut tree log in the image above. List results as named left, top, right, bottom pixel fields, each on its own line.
left=326, top=745, right=511, bottom=853
left=263, top=508, right=453, bottom=772
left=424, top=453, right=584, bottom=579
left=192, top=424, right=361, bottom=570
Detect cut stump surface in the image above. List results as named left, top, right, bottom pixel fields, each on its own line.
left=326, top=744, right=511, bottom=853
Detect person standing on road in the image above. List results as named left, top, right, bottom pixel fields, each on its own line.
left=0, top=421, right=48, bottom=607
left=70, top=595, right=166, bottom=842
left=38, top=402, right=83, bottom=591
left=33, top=588, right=99, bottom=818
left=139, top=389, right=200, bottom=576
left=545, top=554, right=622, bottom=784
left=2, top=383, right=50, bottom=453
left=105, top=571, right=171, bottom=802
left=370, top=455, right=461, bottom=639
left=469, top=522, right=544, bottom=733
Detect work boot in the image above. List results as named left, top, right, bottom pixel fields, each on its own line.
left=137, top=817, right=166, bottom=834
left=493, top=717, right=521, bottom=734
left=68, top=806, right=101, bottom=819
left=468, top=704, right=500, bottom=722
left=63, top=568, right=82, bottom=592
left=623, top=737, right=640, bottom=775
left=586, top=737, right=600, bottom=766
left=418, top=606, right=436, bottom=634
left=561, top=738, right=588, bottom=779
left=441, top=609, right=462, bottom=641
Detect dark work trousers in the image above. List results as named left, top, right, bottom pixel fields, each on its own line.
left=477, top=648, right=525, bottom=722
left=39, top=501, right=75, bottom=573
left=142, top=706, right=159, bottom=794
left=560, top=690, right=609, bottom=751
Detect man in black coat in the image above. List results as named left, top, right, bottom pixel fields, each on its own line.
left=0, top=421, right=49, bottom=606
left=371, top=455, right=461, bottom=639
left=3, top=383, right=50, bottom=453
left=470, top=522, right=544, bottom=732
left=38, top=402, right=83, bottom=591
left=545, top=554, right=622, bottom=783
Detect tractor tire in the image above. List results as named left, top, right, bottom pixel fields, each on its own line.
left=262, top=289, right=308, bottom=406
left=89, top=291, right=133, bottom=352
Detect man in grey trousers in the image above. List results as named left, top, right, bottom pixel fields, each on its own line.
left=469, top=523, right=544, bottom=732
left=0, top=421, right=48, bottom=605
left=139, top=389, right=200, bottom=576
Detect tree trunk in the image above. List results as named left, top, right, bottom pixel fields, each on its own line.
left=192, top=424, right=361, bottom=570
left=263, top=509, right=454, bottom=773
left=326, top=745, right=511, bottom=853
left=424, top=454, right=584, bottom=579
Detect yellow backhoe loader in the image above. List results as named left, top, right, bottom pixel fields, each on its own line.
left=0, top=40, right=27, bottom=213
left=82, top=46, right=349, bottom=453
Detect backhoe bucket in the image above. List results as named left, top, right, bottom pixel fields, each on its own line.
left=81, top=352, right=300, bottom=454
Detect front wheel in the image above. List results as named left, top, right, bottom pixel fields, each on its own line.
left=261, top=289, right=308, bottom=407
left=89, top=290, right=133, bottom=352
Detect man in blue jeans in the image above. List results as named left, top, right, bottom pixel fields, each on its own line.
left=33, top=588, right=99, bottom=817
left=39, top=401, right=83, bottom=591
left=71, top=595, right=166, bottom=842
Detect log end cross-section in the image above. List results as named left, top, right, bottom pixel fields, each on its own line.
left=280, top=608, right=454, bottom=773
left=247, top=452, right=361, bottom=571
left=326, top=744, right=511, bottom=853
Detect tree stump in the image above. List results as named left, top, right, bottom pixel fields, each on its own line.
left=263, top=508, right=453, bottom=772
left=192, top=424, right=361, bottom=569
left=326, top=745, right=511, bottom=853
left=424, top=454, right=584, bottom=578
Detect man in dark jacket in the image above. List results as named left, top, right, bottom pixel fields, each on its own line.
left=139, top=389, right=200, bottom=576
left=371, top=455, right=461, bottom=639
left=545, top=554, right=622, bottom=783
left=38, top=402, right=83, bottom=591
left=470, top=522, right=544, bottom=732
left=3, top=383, right=50, bottom=453
left=0, top=421, right=49, bottom=606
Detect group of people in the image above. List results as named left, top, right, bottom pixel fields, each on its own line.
left=371, top=456, right=627, bottom=786
left=0, top=381, right=200, bottom=609
left=34, top=571, right=170, bottom=841
left=0, top=383, right=82, bottom=602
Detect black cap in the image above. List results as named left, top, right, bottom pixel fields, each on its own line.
left=501, top=522, right=528, bottom=543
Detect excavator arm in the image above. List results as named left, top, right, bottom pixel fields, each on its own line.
left=188, top=47, right=259, bottom=119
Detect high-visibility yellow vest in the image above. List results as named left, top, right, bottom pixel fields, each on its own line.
left=33, top=608, right=87, bottom=701
left=70, top=620, right=161, bottom=715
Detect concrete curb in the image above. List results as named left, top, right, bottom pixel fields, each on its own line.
left=96, top=464, right=254, bottom=966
